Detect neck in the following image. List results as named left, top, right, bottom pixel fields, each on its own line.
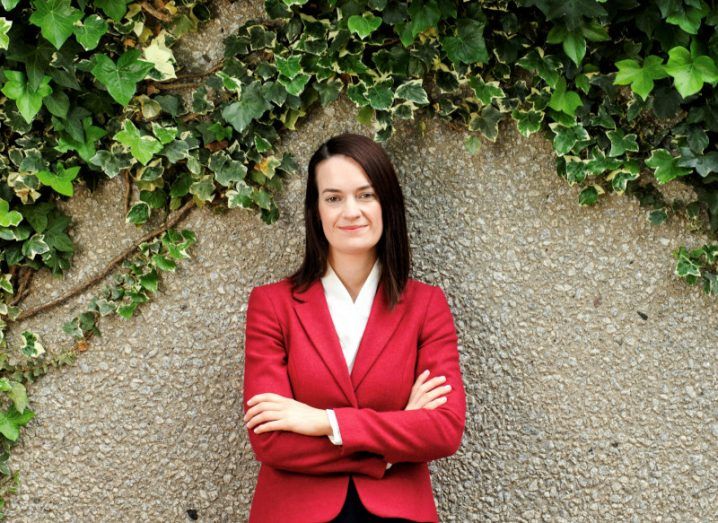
left=327, top=250, right=378, bottom=299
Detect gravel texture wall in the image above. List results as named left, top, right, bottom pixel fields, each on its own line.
left=5, top=2, right=718, bottom=521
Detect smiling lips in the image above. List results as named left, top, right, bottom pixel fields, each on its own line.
left=339, top=225, right=366, bottom=231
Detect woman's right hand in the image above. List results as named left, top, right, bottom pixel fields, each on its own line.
left=404, top=370, right=452, bottom=410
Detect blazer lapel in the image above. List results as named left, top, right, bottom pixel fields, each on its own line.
left=292, top=278, right=408, bottom=405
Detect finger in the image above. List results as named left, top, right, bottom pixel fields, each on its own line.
left=418, top=376, right=447, bottom=393
left=246, top=393, right=286, bottom=407
left=413, top=369, right=430, bottom=386
left=253, top=419, right=285, bottom=434
left=423, top=396, right=448, bottom=410
left=246, top=409, right=282, bottom=430
left=243, top=401, right=283, bottom=423
left=422, top=384, right=452, bottom=403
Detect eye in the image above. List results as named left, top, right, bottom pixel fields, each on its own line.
left=359, top=192, right=375, bottom=199
left=325, top=196, right=340, bottom=203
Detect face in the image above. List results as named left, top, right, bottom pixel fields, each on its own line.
left=315, top=154, right=383, bottom=259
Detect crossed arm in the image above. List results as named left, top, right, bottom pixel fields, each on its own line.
left=242, top=285, right=466, bottom=477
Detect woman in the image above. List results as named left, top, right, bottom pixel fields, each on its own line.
left=242, top=133, right=466, bottom=522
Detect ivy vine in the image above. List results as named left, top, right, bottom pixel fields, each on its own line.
left=1, top=0, right=718, bottom=516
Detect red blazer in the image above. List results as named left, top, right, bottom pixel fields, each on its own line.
left=242, top=276, right=466, bottom=522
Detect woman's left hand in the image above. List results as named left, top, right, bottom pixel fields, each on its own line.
left=244, top=393, right=330, bottom=437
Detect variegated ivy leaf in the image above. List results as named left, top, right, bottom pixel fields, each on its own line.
left=394, top=79, right=429, bottom=105
left=468, top=77, right=504, bottom=105
left=209, top=152, right=248, bottom=187
left=189, top=175, right=216, bottom=202
left=468, top=105, right=502, bottom=142
left=275, top=55, right=303, bottom=79
left=0, top=273, right=13, bottom=294
left=578, top=185, right=602, bottom=206
left=20, top=330, right=45, bottom=358
left=222, top=80, right=272, bottom=133
left=517, top=49, right=561, bottom=89
left=0, top=17, right=11, bottom=50
left=227, top=181, right=254, bottom=209
left=0, top=198, right=23, bottom=227
left=151, top=123, right=178, bottom=145
left=646, top=149, right=691, bottom=184
left=143, top=32, right=177, bottom=81
left=549, top=122, right=590, bottom=156
left=278, top=72, right=311, bottom=97
left=607, top=129, right=639, bottom=157
left=347, top=12, right=382, bottom=39
left=563, top=156, right=588, bottom=184
left=22, top=233, right=50, bottom=260
left=36, top=163, right=79, bottom=197
left=511, top=109, right=544, bottom=137
left=140, top=268, right=158, bottom=293
left=606, top=162, right=640, bottom=194
left=73, top=14, right=108, bottom=51
left=347, top=81, right=370, bottom=106
left=90, top=144, right=133, bottom=178
left=114, top=120, right=163, bottom=166
left=253, top=155, right=282, bottom=180
left=127, top=201, right=150, bottom=225
left=366, top=81, right=394, bottom=111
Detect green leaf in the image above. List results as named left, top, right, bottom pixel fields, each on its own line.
left=208, top=152, right=247, bottom=187
left=606, top=129, right=639, bottom=157
left=2, top=0, right=21, bottom=10
left=441, top=18, right=488, bottom=65
left=0, top=405, right=34, bottom=442
left=394, top=79, right=429, bottom=105
left=408, top=0, right=441, bottom=38
left=645, top=149, right=691, bottom=183
left=467, top=77, right=504, bottom=105
left=1, top=71, right=53, bottom=123
left=152, top=254, right=176, bottom=272
left=613, top=56, right=668, bottom=101
left=578, top=185, right=599, bottom=206
left=150, top=123, right=177, bottom=145
left=277, top=72, right=311, bottom=96
left=512, top=109, right=544, bottom=137
left=221, top=80, right=272, bottom=133
left=140, top=268, right=158, bottom=293
left=90, top=49, right=154, bottom=106
left=347, top=13, right=382, bottom=39
left=464, top=135, right=480, bottom=156
left=94, top=0, right=130, bottom=21
left=549, top=122, right=589, bottom=156
left=227, top=181, right=254, bottom=209
left=563, top=31, right=586, bottom=66
left=22, top=234, right=51, bottom=260
left=666, top=2, right=709, bottom=34
left=114, top=120, right=163, bottom=166
left=275, top=55, right=302, bottom=79
left=73, top=14, right=107, bottom=51
left=55, top=117, right=107, bottom=163
left=366, top=82, right=394, bottom=111
left=581, top=20, right=610, bottom=42
left=43, top=90, right=70, bottom=119
left=677, top=150, right=718, bottom=177
left=36, top=164, right=79, bottom=197
left=0, top=17, right=11, bottom=51
left=664, top=46, right=718, bottom=98
left=548, top=77, right=583, bottom=116
left=0, top=199, right=23, bottom=228
left=29, top=0, right=83, bottom=50
left=126, top=201, right=150, bottom=225
left=468, top=105, right=502, bottom=142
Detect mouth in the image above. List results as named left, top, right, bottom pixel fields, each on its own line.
left=338, top=225, right=367, bottom=231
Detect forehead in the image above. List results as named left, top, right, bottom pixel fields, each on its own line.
left=315, top=154, right=372, bottom=190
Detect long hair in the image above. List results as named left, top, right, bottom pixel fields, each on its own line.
left=287, top=132, right=411, bottom=310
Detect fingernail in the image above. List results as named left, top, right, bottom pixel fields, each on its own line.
left=445, top=385, right=451, bottom=390
left=423, top=369, right=429, bottom=375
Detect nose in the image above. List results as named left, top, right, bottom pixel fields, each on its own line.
left=342, top=196, right=362, bottom=219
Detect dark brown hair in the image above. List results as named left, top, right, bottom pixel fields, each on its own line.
left=288, top=132, right=411, bottom=309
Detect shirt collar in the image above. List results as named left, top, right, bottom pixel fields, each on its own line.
left=321, top=258, right=381, bottom=307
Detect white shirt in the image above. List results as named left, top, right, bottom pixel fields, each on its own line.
left=320, top=258, right=392, bottom=470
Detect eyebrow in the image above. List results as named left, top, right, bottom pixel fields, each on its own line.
left=321, top=184, right=373, bottom=194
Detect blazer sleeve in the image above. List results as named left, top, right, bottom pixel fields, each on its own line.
left=332, top=285, right=467, bottom=464
left=243, top=285, right=389, bottom=478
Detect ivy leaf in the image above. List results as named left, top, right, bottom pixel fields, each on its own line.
left=464, top=134, right=481, bottom=156
left=0, top=404, right=34, bottom=442
left=1, top=71, right=53, bottom=123
left=126, top=201, right=150, bottom=225
left=347, top=13, right=382, bottom=39
left=606, top=129, right=639, bottom=157
left=1, top=0, right=21, bottom=10
left=89, top=144, right=133, bottom=178
left=90, top=49, right=154, bottom=106
left=467, top=77, right=504, bottom=105
left=548, top=77, right=583, bottom=116
left=150, top=123, right=177, bottom=145
left=562, top=31, right=586, bottom=66
left=114, top=120, right=163, bottom=166
left=227, top=181, right=254, bottom=208
left=278, top=72, right=311, bottom=96
left=578, top=185, right=599, bottom=206
left=94, top=0, right=130, bottom=21
left=468, top=105, right=502, bottom=142
left=666, top=2, right=709, bottom=34
left=142, top=32, right=176, bottom=81
left=221, top=80, right=272, bottom=132
left=0, top=379, right=28, bottom=414
left=366, top=82, right=394, bottom=110
left=275, top=55, right=302, bottom=79
left=394, top=79, right=429, bottom=105
left=677, top=149, right=718, bottom=177
left=512, top=109, right=544, bottom=137
left=613, top=56, right=668, bottom=101
left=549, top=122, right=590, bottom=156
left=645, top=149, right=691, bottom=183
left=0, top=17, right=11, bottom=51
left=29, top=0, right=83, bottom=50
left=208, top=152, right=247, bottom=187
left=73, top=14, right=107, bottom=51
left=55, top=116, right=107, bottom=162
left=664, top=46, right=718, bottom=98
left=0, top=199, right=23, bottom=227
left=22, top=233, right=50, bottom=260
left=441, top=18, right=488, bottom=65
left=517, top=49, right=560, bottom=88
left=36, top=163, right=79, bottom=197
left=408, top=0, right=441, bottom=39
